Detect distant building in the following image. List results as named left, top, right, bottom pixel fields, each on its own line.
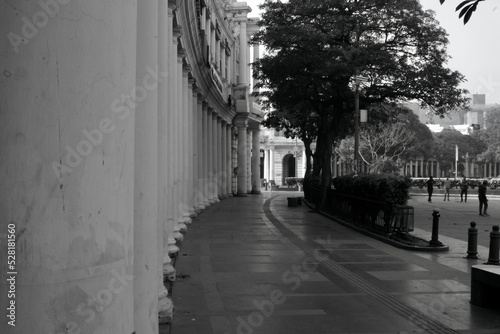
left=260, top=128, right=308, bottom=185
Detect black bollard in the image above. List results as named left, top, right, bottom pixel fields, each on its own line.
left=487, top=225, right=500, bottom=265
left=430, top=208, right=443, bottom=246
left=467, top=222, right=478, bottom=259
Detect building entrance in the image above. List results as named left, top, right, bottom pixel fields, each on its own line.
left=282, top=154, right=296, bottom=184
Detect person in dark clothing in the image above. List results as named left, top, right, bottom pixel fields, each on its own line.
left=460, top=177, right=468, bottom=203
left=478, top=180, right=488, bottom=216
left=424, top=176, right=435, bottom=203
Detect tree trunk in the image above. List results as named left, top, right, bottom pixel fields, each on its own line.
left=313, top=111, right=334, bottom=210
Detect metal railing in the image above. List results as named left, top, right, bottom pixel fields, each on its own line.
left=305, top=186, right=413, bottom=234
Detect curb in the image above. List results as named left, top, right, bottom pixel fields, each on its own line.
left=303, top=199, right=449, bottom=252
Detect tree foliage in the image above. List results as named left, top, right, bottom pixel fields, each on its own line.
left=335, top=105, right=434, bottom=174
left=432, top=128, right=486, bottom=174
left=439, top=0, right=485, bottom=24
left=474, top=106, right=500, bottom=162
left=252, top=0, right=469, bottom=207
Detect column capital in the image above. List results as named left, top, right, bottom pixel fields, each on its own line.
left=208, top=107, right=217, bottom=117
left=233, top=115, right=248, bottom=127
left=192, top=81, right=200, bottom=94
left=248, top=122, right=260, bottom=132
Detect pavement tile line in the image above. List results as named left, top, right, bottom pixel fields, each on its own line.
left=263, top=196, right=459, bottom=334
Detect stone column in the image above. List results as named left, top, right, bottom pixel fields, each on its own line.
left=192, top=87, right=201, bottom=213
left=269, top=148, right=275, bottom=182
left=134, top=0, right=160, bottom=332
left=223, top=126, right=228, bottom=197
left=0, top=2, right=136, bottom=333
left=207, top=108, right=215, bottom=204
left=235, top=117, right=248, bottom=195
left=176, top=56, right=187, bottom=232
left=247, top=129, right=252, bottom=192
left=186, top=75, right=195, bottom=219
left=212, top=113, right=220, bottom=202
left=171, top=27, right=183, bottom=242
left=227, top=125, right=234, bottom=196
left=158, top=0, right=174, bottom=324
left=180, top=64, right=190, bottom=228
left=217, top=117, right=224, bottom=199
left=263, top=148, right=269, bottom=183
left=196, top=96, right=205, bottom=210
left=202, top=104, right=211, bottom=207
left=166, top=2, right=180, bottom=253
left=250, top=126, right=261, bottom=194
left=239, top=21, right=248, bottom=84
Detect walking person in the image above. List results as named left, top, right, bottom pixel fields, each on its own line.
left=460, top=177, right=468, bottom=203
left=443, top=177, right=451, bottom=201
left=424, top=176, right=435, bottom=203
left=478, top=180, right=489, bottom=216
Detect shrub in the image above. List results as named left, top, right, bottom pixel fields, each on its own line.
left=331, top=174, right=410, bottom=206
left=285, top=177, right=304, bottom=187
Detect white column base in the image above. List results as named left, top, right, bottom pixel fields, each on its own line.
left=158, top=287, right=174, bottom=324
left=168, top=244, right=180, bottom=257
left=183, top=215, right=192, bottom=225
left=163, top=262, right=176, bottom=282
left=178, top=222, right=187, bottom=233
left=173, top=226, right=184, bottom=242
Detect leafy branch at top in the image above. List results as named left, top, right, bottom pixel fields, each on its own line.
left=439, top=0, right=485, bottom=24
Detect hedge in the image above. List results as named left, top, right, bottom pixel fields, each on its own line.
left=331, top=174, right=410, bottom=206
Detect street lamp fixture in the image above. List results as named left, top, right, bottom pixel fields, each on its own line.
left=354, top=75, right=368, bottom=173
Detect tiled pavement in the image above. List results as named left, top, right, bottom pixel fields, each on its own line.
left=166, top=193, right=500, bottom=334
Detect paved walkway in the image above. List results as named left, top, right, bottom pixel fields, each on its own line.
left=168, top=192, right=500, bottom=334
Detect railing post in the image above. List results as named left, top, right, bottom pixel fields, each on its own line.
left=467, top=222, right=478, bottom=259
left=487, top=225, right=500, bottom=265
left=430, top=208, right=443, bottom=246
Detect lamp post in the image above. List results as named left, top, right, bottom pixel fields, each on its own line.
left=354, top=75, right=368, bottom=173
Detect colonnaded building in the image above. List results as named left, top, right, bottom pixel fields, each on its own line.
left=0, top=0, right=264, bottom=333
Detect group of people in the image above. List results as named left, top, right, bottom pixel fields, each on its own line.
left=424, top=176, right=489, bottom=216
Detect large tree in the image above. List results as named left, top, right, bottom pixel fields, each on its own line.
left=252, top=0, right=469, bottom=208
left=473, top=106, right=500, bottom=163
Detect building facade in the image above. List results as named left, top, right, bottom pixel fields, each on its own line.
left=260, top=128, right=308, bottom=186
left=0, top=0, right=262, bottom=333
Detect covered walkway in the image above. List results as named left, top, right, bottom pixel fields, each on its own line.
left=169, top=193, right=500, bottom=334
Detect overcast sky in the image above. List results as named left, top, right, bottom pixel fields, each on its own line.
left=245, top=0, right=500, bottom=104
